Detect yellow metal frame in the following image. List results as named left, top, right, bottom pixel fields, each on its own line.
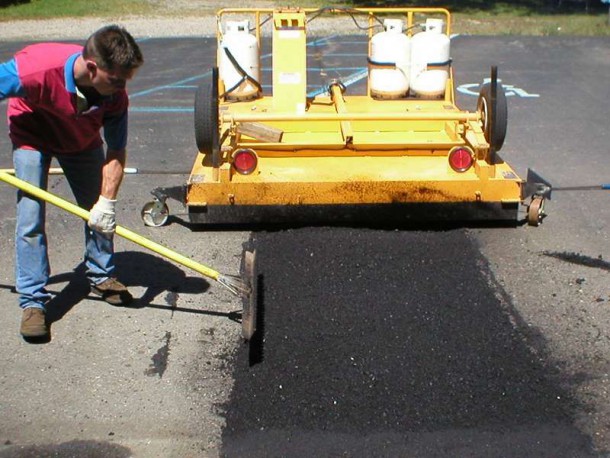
left=271, top=10, right=307, bottom=113
left=190, top=7, right=523, bottom=222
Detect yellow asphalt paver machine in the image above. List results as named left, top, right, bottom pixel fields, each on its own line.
left=141, top=7, right=551, bottom=228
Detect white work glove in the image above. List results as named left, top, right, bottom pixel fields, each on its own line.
left=88, top=195, right=117, bottom=236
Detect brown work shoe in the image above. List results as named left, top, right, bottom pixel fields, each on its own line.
left=90, top=278, right=133, bottom=306
left=20, top=307, right=48, bottom=338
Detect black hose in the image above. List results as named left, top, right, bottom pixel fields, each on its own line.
left=220, top=46, right=263, bottom=99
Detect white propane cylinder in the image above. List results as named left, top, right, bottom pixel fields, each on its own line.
left=410, top=18, right=451, bottom=98
left=369, top=19, right=411, bottom=99
left=219, top=20, right=260, bottom=100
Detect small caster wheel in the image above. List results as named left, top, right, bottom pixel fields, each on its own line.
left=141, top=200, right=169, bottom=227
left=527, top=196, right=545, bottom=227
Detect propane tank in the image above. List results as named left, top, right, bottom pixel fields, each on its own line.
left=368, top=19, right=411, bottom=99
left=410, top=18, right=451, bottom=98
left=219, top=20, right=261, bottom=100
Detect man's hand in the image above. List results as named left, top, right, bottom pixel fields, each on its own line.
left=88, top=195, right=117, bottom=235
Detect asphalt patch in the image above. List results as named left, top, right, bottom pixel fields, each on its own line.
left=221, top=227, right=592, bottom=456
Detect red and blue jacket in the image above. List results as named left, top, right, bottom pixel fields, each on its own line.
left=0, top=43, right=128, bottom=154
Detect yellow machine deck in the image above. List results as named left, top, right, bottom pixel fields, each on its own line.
left=141, top=7, right=551, bottom=227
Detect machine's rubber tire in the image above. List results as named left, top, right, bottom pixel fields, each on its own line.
left=527, top=196, right=545, bottom=227
left=194, top=67, right=220, bottom=166
left=477, top=81, right=508, bottom=153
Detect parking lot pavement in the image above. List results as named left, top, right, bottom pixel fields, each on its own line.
left=1, top=34, right=610, bottom=456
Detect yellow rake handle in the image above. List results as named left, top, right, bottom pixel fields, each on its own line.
left=0, top=170, right=221, bottom=282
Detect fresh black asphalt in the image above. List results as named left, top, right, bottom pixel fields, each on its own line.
left=221, top=227, right=592, bottom=456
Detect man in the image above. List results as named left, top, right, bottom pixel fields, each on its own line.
left=0, top=25, right=144, bottom=339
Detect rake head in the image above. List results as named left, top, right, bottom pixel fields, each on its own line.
left=217, top=250, right=258, bottom=341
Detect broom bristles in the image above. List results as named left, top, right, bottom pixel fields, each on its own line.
left=217, top=274, right=251, bottom=297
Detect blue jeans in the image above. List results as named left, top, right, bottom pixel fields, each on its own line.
left=13, top=146, right=115, bottom=310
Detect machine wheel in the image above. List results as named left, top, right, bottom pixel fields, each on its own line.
left=194, top=67, right=221, bottom=167
left=527, top=196, right=545, bottom=227
left=141, top=200, right=170, bottom=227
left=477, top=78, right=508, bottom=153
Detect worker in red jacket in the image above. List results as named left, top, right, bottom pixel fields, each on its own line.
left=0, top=25, right=144, bottom=340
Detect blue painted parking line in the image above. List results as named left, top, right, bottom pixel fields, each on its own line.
left=130, top=107, right=193, bottom=113
left=130, top=74, right=210, bottom=98
left=307, top=68, right=368, bottom=97
left=318, top=53, right=365, bottom=57
left=307, top=36, right=340, bottom=46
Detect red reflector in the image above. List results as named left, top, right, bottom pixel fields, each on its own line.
left=232, top=149, right=258, bottom=175
left=448, top=147, right=474, bottom=172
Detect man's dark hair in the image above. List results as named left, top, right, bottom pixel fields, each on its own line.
left=83, top=25, right=144, bottom=71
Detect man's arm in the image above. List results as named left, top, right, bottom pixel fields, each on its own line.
left=88, top=108, right=128, bottom=235
left=101, top=107, right=128, bottom=199
left=100, top=148, right=126, bottom=199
